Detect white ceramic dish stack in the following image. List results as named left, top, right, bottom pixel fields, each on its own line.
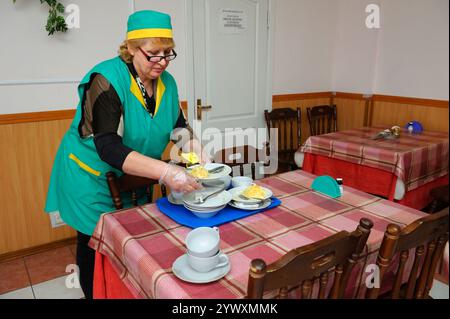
left=182, top=189, right=232, bottom=218
left=172, top=227, right=231, bottom=284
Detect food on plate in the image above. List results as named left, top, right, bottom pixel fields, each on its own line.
left=242, top=184, right=267, bottom=199
left=189, top=166, right=209, bottom=178
left=181, top=152, right=200, bottom=165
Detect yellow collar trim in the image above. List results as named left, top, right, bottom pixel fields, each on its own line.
left=127, top=28, right=173, bottom=40
left=129, top=73, right=146, bottom=110
left=155, top=77, right=165, bottom=116
left=129, top=73, right=165, bottom=117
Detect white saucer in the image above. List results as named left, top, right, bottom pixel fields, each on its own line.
left=172, top=254, right=230, bottom=284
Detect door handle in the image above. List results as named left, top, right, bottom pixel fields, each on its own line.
left=196, top=99, right=212, bottom=121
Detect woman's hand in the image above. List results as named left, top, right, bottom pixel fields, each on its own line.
left=159, top=161, right=202, bottom=193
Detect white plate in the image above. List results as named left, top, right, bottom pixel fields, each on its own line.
left=183, top=190, right=232, bottom=209
left=187, top=163, right=232, bottom=182
left=172, top=254, right=230, bottom=284
left=228, top=199, right=272, bottom=211
left=228, top=186, right=273, bottom=204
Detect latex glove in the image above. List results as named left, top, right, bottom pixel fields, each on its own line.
left=159, top=161, right=202, bottom=193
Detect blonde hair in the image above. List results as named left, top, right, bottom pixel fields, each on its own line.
left=118, top=37, right=176, bottom=63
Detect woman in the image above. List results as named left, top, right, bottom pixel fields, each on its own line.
left=45, top=10, right=205, bottom=298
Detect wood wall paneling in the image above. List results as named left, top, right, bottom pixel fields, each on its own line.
left=371, top=101, right=449, bottom=132
left=1, top=94, right=448, bottom=255
left=0, top=120, right=76, bottom=255
left=0, top=110, right=76, bottom=125
left=334, top=97, right=367, bottom=131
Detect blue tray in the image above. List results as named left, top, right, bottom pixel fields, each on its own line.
left=156, top=197, right=282, bottom=228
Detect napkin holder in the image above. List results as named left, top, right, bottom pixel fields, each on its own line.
left=311, top=175, right=342, bottom=198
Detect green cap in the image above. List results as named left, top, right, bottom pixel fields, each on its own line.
left=127, top=10, right=173, bottom=40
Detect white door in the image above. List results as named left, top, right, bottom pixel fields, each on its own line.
left=186, top=0, right=272, bottom=138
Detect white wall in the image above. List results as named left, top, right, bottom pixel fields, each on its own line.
left=272, top=0, right=338, bottom=94
left=0, top=0, right=448, bottom=115
left=331, top=0, right=379, bottom=94
left=0, top=0, right=187, bottom=114
left=374, top=0, right=449, bottom=100
left=332, top=0, right=449, bottom=100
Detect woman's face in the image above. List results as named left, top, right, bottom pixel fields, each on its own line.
left=130, top=41, right=173, bottom=80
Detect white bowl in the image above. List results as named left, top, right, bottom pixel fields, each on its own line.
left=189, top=208, right=224, bottom=219
left=202, top=175, right=231, bottom=189
left=183, top=190, right=232, bottom=209
left=231, top=176, right=253, bottom=188
left=186, top=227, right=220, bottom=258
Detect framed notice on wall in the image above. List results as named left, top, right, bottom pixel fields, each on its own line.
left=219, top=9, right=248, bottom=34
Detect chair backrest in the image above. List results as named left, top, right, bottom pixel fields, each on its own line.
left=428, top=185, right=449, bottom=214
left=106, top=172, right=166, bottom=209
left=264, top=108, right=301, bottom=155
left=306, top=105, right=337, bottom=136
left=212, top=144, right=270, bottom=180
left=247, top=218, right=373, bottom=299
left=366, top=209, right=449, bottom=299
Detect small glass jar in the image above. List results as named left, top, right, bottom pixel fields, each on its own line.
left=407, top=122, right=414, bottom=134
left=336, top=178, right=343, bottom=194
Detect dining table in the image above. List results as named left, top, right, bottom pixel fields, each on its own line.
left=88, top=169, right=428, bottom=299
left=296, top=126, right=449, bottom=210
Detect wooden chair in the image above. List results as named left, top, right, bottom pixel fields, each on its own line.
left=264, top=108, right=302, bottom=173
left=213, top=144, right=271, bottom=180
left=247, top=218, right=373, bottom=299
left=428, top=185, right=449, bottom=214
left=306, top=105, right=337, bottom=136
left=106, top=172, right=166, bottom=210
left=366, top=209, right=449, bottom=299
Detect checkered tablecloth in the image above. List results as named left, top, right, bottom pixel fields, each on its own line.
left=89, top=170, right=427, bottom=299
left=299, top=126, right=449, bottom=192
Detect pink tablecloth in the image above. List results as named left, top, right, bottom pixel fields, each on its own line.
left=300, top=126, right=449, bottom=193
left=89, top=170, right=427, bottom=299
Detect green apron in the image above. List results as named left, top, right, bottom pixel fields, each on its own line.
left=45, top=56, right=179, bottom=235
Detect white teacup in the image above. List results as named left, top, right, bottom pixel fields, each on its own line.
left=186, top=227, right=220, bottom=258
left=231, top=176, right=253, bottom=188
left=187, top=250, right=229, bottom=273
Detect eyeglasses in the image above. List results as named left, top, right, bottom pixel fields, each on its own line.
left=138, top=47, right=177, bottom=63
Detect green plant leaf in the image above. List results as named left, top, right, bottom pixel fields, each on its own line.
left=14, top=0, right=68, bottom=36
left=56, top=3, right=65, bottom=13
